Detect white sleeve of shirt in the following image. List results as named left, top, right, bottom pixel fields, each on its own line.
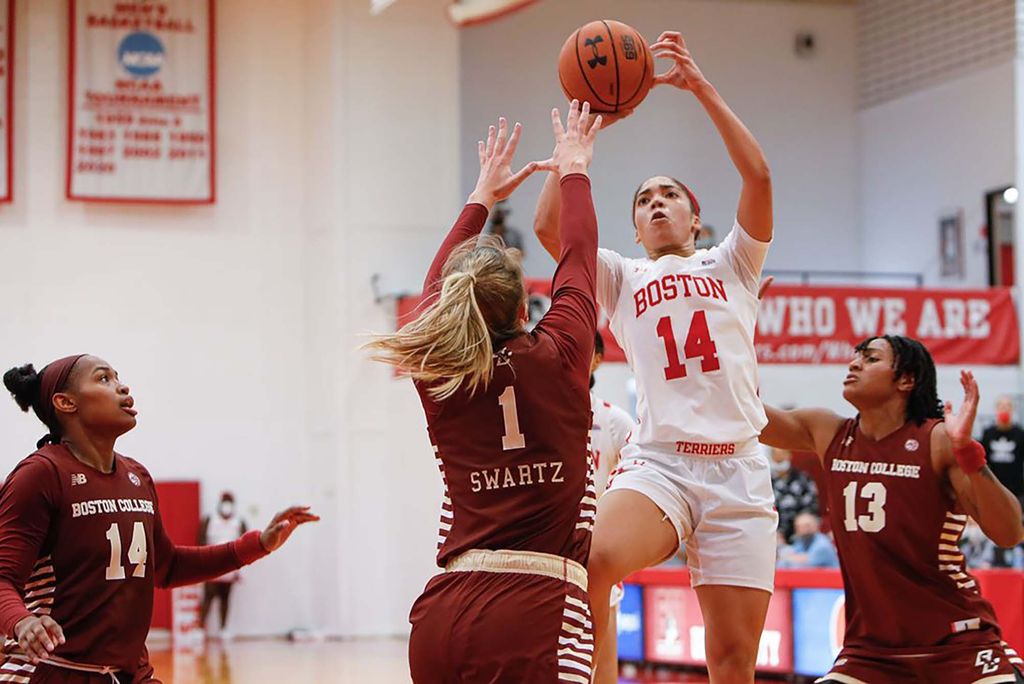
left=597, top=248, right=626, bottom=314
left=718, top=219, right=772, bottom=295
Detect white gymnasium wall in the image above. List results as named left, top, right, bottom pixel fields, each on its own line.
left=0, top=0, right=464, bottom=638
left=859, top=61, right=1015, bottom=287
left=458, top=0, right=860, bottom=280
left=311, top=0, right=463, bottom=637
left=0, top=0, right=318, bottom=634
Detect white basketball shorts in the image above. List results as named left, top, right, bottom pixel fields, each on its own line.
left=605, top=442, right=778, bottom=593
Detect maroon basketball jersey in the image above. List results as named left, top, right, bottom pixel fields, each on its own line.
left=419, top=330, right=595, bottom=568
left=0, top=445, right=164, bottom=672
left=416, top=175, right=597, bottom=570
left=824, top=418, right=1003, bottom=652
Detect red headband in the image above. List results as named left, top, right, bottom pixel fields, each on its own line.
left=34, top=354, right=86, bottom=435
left=680, top=184, right=701, bottom=217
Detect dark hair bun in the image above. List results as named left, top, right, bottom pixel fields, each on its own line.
left=3, top=364, right=40, bottom=412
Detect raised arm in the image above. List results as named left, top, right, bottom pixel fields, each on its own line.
left=534, top=101, right=602, bottom=372
left=534, top=172, right=563, bottom=261
left=154, top=504, right=318, bottom=588
left=760, top=404, right=845, bottom=461
left=936, top=371, right=1024, bottom=548
left=651, top=32, right=772, bottom=241
left=424, top=118, right=544, bottom=295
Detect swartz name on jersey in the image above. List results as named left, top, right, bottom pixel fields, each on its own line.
left=469, top=461, right=565, bottom=492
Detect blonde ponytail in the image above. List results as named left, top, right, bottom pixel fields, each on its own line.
left=365, top=236, right=524, bottom=400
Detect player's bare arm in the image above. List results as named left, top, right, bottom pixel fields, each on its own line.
left=650, top=31, right=771, bottom=242
left=760, top=404, right=845, bottom=463
left=932, top=370, right=1024, bottom=547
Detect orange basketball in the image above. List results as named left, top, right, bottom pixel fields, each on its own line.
left=557, top=20, right=654, bottom=114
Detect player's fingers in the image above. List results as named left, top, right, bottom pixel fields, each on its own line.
left=501, top=122, right=523, bottom=163
left=484, top=124, right=496, bottom=159
left=494, top=117, right=508, bottom=157
left=534, top=157, right=556, bottom=172
left=566, top=99, right=580, bottom=133
left=586, top=114, right=603, bottom=140
left=551, top=108, right=565, bottom=138
left=33, top=624, right=55, bottom=653
left=41, top=617, right=65, bottom=645
left=504, top=163, right=539, bottom=193
left=477, top=140, right=485, bottom=166
left=578, top=101, right=591, bottom=135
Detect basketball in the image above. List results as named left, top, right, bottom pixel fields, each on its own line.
left=558, top=20, right=654, bottom=114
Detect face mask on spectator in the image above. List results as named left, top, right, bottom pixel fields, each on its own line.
left=770, top=458, right=790, bottom=477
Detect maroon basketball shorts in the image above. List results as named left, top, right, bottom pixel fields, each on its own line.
left=409, top=549, right=593, bottom=684
left=820, top=641, right=1024, bottom=684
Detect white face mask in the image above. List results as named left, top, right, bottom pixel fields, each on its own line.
left=219, top=503, right=234, bottom=518
left=770, top=459, right=791, bottom=477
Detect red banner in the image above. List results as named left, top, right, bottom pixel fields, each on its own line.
left=397, top=283, right=1020, bottom=366
left=756, top=285, right=1019, bottom=365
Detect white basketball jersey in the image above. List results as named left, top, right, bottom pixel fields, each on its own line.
left=598, top=221, right=769, bottom=451
left=590, top=392, right=636, bottom=496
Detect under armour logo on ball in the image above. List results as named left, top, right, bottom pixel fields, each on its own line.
left=585, top=36, right=607, bottom=69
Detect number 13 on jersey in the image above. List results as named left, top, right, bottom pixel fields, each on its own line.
left=656, top=311, right=720, bottom=380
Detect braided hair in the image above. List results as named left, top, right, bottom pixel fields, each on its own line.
left=855, top=335, right=943, bottom=425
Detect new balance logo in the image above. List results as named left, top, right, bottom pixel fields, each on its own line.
left=71, top=473, right=87, bottom=486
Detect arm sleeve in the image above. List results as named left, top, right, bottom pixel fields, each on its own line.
left=0, top=459, right=58, bottom=637
left=533, top=174, right=599, bottom=374
left=718, top=218, right=771, bottom=294
left=422, top=203, right=490, bottom=296
left=151, top=489, right=267, bottom=589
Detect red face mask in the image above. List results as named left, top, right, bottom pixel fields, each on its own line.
left=998, top=410, right=1012, bottom=425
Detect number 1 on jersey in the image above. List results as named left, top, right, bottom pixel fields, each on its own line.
left=498, top=385, right=526, bottom=450
left=656, top=310, right=721, bottom=380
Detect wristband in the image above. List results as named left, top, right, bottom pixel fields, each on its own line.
left=953, top=440, right=986, bottom=475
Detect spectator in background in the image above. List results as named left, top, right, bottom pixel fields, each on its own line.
left=485, top=200, right=525, bottom=254
left=200, top=491, right=248, bottom=639
left=770, top=446, right=819, bottom=543
left=981, top=396, right=1024, bottom=566
left=778, top=512, right=839, bottom=569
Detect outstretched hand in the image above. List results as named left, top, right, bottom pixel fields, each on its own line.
left=259, top=505, right=320, bottom=553
left=944, top=370, right=980, bottom=449
left=651, top=32, right=709, bottom=92
left=539, top=99, right=602, bottom=177
left=468, top=117, right=545, bottom=209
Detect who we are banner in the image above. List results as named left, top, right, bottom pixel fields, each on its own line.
left=756, top=285, right=1019, bottom=365
left=398, top=282, right=1021, bottom=366
left=67, top=0, right=214, bottom=203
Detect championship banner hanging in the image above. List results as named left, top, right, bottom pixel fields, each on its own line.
left=0, top=1, right=13, bottom=203
left=67, top=0, right=214, bottom=203
left=397, top=283, right=1021, bottom=366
